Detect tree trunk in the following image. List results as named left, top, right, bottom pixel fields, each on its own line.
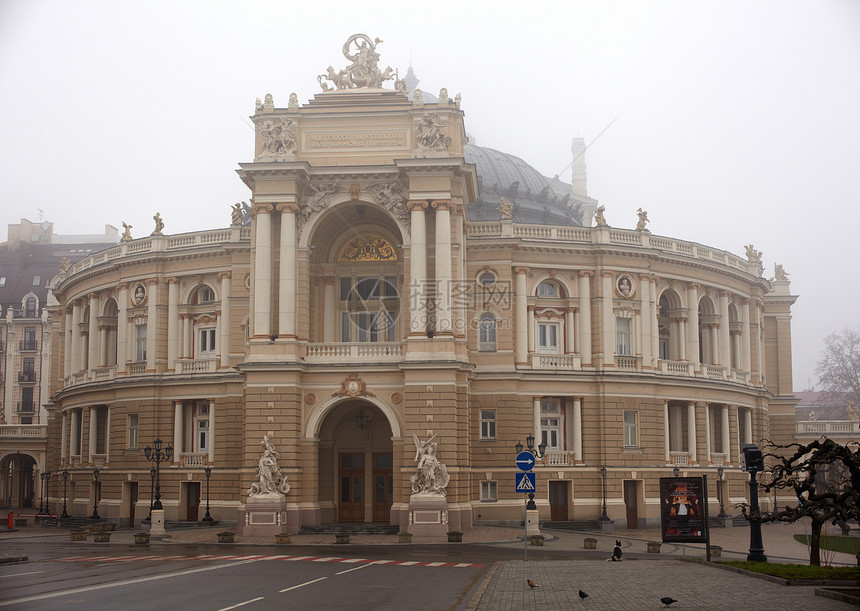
left=809, top=518, right=822, bottom=566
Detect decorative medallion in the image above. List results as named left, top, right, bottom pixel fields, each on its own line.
left=339, top=236, right=398, bottom=261
left=304, top=393, right=316, bottom=405
left=391, top=392, right=403, bottom=405
left=131, top=282, right=146, bottom=306
left=333, top=374, right=375, bottom=398
left=616, top=274, right=635, bottom=298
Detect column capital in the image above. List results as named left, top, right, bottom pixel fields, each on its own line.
left=165, top=276, right=178, bottom=284
left=514, top=266, right=530, bottom=275
left=407, top=200, right=429, bottom=211
left=276, top=202, right=299, bottom=214
left=87, top=292, right=98, bottom=301
left=721, top=290, right=732, bottom=298
left=688, top=282, right=701, bottom=291
left=218, top=271, right=232, bottom=280
left=602, top=271, right=614, bottom=278
left=250, top=202, right=274, bottom=217
left=578, top=270, right=594, bottom=278
left=146, top=278, right=159, bottom=287
left=323, top=277, right=336, bottom=286
left=532, top=396, right=543, bottom=401
left=116, top=282, right=128, bottom=292
left=431, top=199, right=452, bottom=210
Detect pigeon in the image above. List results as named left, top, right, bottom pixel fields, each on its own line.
left=578, top=590, right=589, bottom=600
left=527, top=579, right=539, bottom=589
left=660, top=597, right=678, bottom=607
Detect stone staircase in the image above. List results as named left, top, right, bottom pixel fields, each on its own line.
left=541, top=520, right=601, bottom=531
left=299, top=523, right=399, bottom=535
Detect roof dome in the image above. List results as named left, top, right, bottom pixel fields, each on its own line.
left=464, top=143, right=583, bottom=226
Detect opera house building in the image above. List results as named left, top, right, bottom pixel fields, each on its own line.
left=40, top=36, right=798, bottom=534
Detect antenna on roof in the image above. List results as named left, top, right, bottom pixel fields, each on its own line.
left=548, top=113, right=622, bottom=186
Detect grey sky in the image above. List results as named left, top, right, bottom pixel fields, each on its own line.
left=1, top=0, right=858, bottom=390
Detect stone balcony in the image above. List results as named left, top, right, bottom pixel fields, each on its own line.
left=0, top=424, right=47, bottom=439
left=528, top=353, right=581, bottom=371
left=304, top=342, right=405, bottom=364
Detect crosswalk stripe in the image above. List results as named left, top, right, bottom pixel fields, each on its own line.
left=51, top=554, right=485, bottom=568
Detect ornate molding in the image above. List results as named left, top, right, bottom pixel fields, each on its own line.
left=332, top=374, right=376, bottom=398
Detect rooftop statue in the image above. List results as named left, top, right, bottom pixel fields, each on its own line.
left=248, top=435, right=291, bottom=498
left=745, top=243, right=763, bottom=264
left=773, top=263, right=789, bottom=281
left=498, top=197, right=513, bottom=220
left=318, top=34, right=397, bottom=91
left=410, top=433, right=450, bottom=496
left=121, top=221, right=133, bottom=242
left=594, top=205, right=608, bottom=227
left=636, top=207, right=649, bottom=231
left=151, top=212, right=164, bottom=236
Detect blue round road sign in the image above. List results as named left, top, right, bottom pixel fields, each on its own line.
left=515, top=451, right=536, bottom=471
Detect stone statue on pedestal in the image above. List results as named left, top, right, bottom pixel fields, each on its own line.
left=410, top=433, right=450, bottom=495
left=248, top=436, right=291, bottom=498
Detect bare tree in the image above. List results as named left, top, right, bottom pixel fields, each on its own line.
left=739, top=438, right=860, bottom=566
left=815, top=328, right=860, bottom=407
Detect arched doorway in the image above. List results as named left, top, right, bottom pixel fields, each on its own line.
left=1, top=453, right=37, bottom=509
left=317, top=399, right=394, bottom=523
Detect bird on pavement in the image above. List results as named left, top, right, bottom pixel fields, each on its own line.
left=578, top=589, right=589, bottom=600
left=527, top=579, right=539, bottom=589
left=660, top=597, right=678, bottom=607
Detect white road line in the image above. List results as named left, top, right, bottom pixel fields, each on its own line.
left=0, top=571, right=45, bottom=578
left=334, top=563, right=374, bottom=575
left=454, top=563, right=472, bottom=568
left=426, top=562, right=445, bottom=567
left=278, top=576, right=328, bottom=592
left=369, top=560, right=395, bottom=565
left=0, top=558, right=266, bottom=607
left=217, top=596, right=264, bottom=611
left=398, top=561, right=419, bottom=566
left=283, top=556, right=314, bottom=561
left=339, top=558, right=368, bottom=563
left=311, top=557, right=341, bottom=562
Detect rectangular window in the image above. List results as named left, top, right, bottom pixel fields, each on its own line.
left=33, top=275, right=41, bottom=286
left=624, top=411, right=638, bottom=447
left=341, top=312, right=351, bottom=342
left=198, top=328, right=216, bottom=357
left=20, top=387, right=34, bottom=411
left=616, top=317, right=632, bottom=355
left=480, top=409, right=496, bottom=440
left=541, top=418, right=560, bottom=450
left=480, top=481, right=498, bottom=502
left=659, top=338, right=668, bottom=360
left=197, top=419, right=209, bottom=451
left=128, top=414, right=139, bottom=448
left=538, top=322, right=559, bottom=353
left=23, top=327, right=37, bottom=350
left=22, top=357, right=35, bottom=379
left=135, top=324, right=147, bottom=361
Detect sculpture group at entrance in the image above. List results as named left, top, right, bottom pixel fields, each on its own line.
left=239, top=435, right=291, bottom=536
left=408, top=433, right=451, bottom=538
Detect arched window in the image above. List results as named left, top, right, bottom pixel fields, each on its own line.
left=478, top=313, right=497, bottom=352
left=192, top=285, right=216, bottom=304
left=25, top=297, right=37, bottom=318
left=537, top=280, right=558, bottom=298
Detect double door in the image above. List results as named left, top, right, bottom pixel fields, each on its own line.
left=338, top=452, right=393, bottom=522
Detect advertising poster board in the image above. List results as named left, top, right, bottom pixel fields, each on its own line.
left=660, top=477, right=708, bottom=543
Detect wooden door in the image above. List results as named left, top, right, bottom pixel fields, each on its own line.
left=624, top=480, right=638, bottom=529
left=549, top=481, right=568, bottom=521
left=373, top=453, right=393, bottom=522
left=126, top=482, right=138, bottom=528
left=338, top=453, right=364, bottom=522
left=186, top=482, right=200, bottom=522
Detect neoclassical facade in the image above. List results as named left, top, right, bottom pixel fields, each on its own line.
left=43, top=37, right=798, bottom=531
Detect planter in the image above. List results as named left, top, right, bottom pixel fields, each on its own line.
left=334, top=533, right=351, bottom=544
left=91, top=524, right=106, bottom=533
left=398, top=533, right=412, bottom=544
left=583, top=537, right=598, bottom=549
left=93, top=532, right=112, bottom=543
left=529, top=535, right=545, bottom=546
left=709, top=545, right=722, bottom=557
left=447, top=531, right=463, bottom=543
left=274, top=533, right=291, bottom=544
left=134, top=532, right=151, bottom=544
left=217, top=531, right=235, bottom=543
left=647, top=541, right=662, bottom=553
left=70, top=529, right=89, bottom=541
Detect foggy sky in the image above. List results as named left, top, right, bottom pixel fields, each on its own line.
left=1, top=0, right=858, bottom=391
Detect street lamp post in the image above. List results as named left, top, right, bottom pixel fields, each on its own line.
left=202, top=466, right=213, bottom=523
left=717, top=466, right=727, bottom=518
left=90, top=468, right=101, bottom=520
left=740, top=443, right=768, bottom=563
left=515, top=433, right=546, bottom=510
left=144, top=439, right=172, bottom=511
left=145, top=467, right=156, bottom=523
left=45, top=472, right=51, bottom=515
left=60, top=470, right=70, bottom=520
left=599, top=466, right=609, bottom=522
left=38, top=472, right=47, bottom=514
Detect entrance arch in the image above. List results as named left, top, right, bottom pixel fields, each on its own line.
left=313, top=398, right=396, bottom=523
left=1, top=453, right=37, bottom=509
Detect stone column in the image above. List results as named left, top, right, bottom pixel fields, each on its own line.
left=323, top=278, right=336, bottom=342
left=63, top=308, right=72, bottom=379
left=687, top=284, right=700, bottom=368
left=174, top=402, right=183, bottom=465
left=687, top=402, right=697, bottom=465
left=565, top=307, right=575, bottom=354
left=740, top=299, right=751, bottom=373
left=649, top=277, right=659, bottom=366
left=675, top=315, right=687, bottom=360
left=719, top=291, right=731, bottom=366
left=527, top=305, right=535, bottom=354
left=602, top=272, right=614, bottom=365
left=60, top=412, right=68, bottom=460
left=408, top=201, right=428, bottom=336
left=219, top=272, right=231, bottom=368
left=663, top=400, right=671, bottom=464
left=277, top=202, right=298, bottom=339
left=432, top=200, right=452, bottom=334
left=572, top=397, right=583, bottom=462
left=639, top=275, right=651, bottom=366
left=88, top=406, right=98, bottom=464
left=166, top=277, right=179, bottom=371
left=533, top=396, right=541, bottom=443
left=87, top=293, right=100, bottom=370
left=181, top=314, right=192, bottom=360
left=252, top=203, right=273, bottom=339
left=208, top=400, right=215, bottom=464
left=70, top=301, right=82, bottom=374
left=514, top=267, right=529, bottom=365
left=116, top=283, right=128, bottom=373
left=146, top=279, right=158, bottom=372
left=704, top=403, right=712, bottom=464
left=578, top=272, right=592, bottom=365
left=721, top=405, right=730, bottom=462
left=104, top=408, right=110, bottom=463
left=743, top=408, right=752, bottom=445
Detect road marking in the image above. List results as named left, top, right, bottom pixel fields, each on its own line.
left=398, top=561, right=419, bottom=566
left=0, top=558, right=265, bottom=607
left=51, top=554, right=485, bottom=569
left=312, top=556, right=342, bottom=562
left=0, top=571, right=45, bottom=578
left=335, top=563, right=374, bottom=575
left=217, top=596, right=264, bottom=611
left=278, top=576, right=328, bottom=592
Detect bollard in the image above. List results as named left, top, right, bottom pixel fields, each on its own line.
left=7, top=511, right=12, bottom=530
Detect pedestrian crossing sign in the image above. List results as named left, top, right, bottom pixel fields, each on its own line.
left=515, top=472, right=536, bottom=493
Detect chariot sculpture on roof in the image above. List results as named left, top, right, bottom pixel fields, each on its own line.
left=318, top=34, right=398, bottom=91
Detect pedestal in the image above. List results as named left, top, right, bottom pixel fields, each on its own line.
left=150, top=509, right=166, bottom=536
left=239, top=494, right=287, bottom=537
left=526, top=509, right=541, bottom=536
left=407, top=493, right=448, bottom=539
